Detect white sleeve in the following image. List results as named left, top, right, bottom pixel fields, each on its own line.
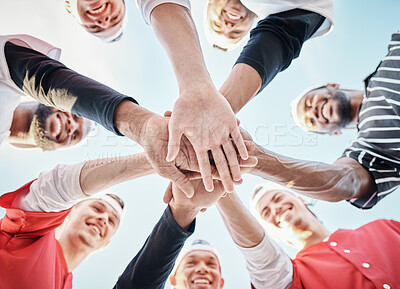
left=237, top=233, right=293, bottom=289
left=136, top=0, right=191, bottom=24
left=18, top=162, right=87, bottom=212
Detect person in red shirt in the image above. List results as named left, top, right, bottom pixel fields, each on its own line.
left=216, top=182, right=400, bottom=289
left=0, top=152, right=154, bottom=289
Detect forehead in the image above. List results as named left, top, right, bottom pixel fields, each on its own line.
left=78, top=199, right=120, bottom=220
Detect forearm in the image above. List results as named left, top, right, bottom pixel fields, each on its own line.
left=114, top=206, right=195, bottom=289
left=150, top=3, right=213, bottom=91
left=251, top=144, right=363, bottom=201
left=80, top=153, right=154, bottom=195
left=5, top=42, right=138, bottom=135
left=220, top=63, right=261, bottom=114
left=217, top=193, right=264, bottom=248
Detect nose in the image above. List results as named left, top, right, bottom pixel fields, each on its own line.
left=96, top=15, right=111, bottom=28
left=195, top=261, right=210, bottom=273
left=224, top=20, right=234, bottom=28
left=66, top=114, right=79, bottom=136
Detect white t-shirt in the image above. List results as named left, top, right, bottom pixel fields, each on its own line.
left=0, top=34, right=61, bottom=146
left=19, top=162, right=86, bottom=212
left=238, top=233, right=293, bottom=289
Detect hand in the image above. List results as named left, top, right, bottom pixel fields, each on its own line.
left=169, top=179, right=226, bottom=212
left=167, top=85, right=248, bottom=193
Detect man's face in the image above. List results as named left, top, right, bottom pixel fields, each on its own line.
left=171, top=250, right=224, bottom=289
left=77, top=0, right=126, bottom=39
left=66, top=199, right=120, bottom=250
left=206, top=0, right=256, bottom=47
left=296, top=85, right=352, bottom=134
left=30, top=105, right=92, bottom=150
left=256, top=189, right=314, bottom=232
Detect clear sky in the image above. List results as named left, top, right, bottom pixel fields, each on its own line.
left=0, top=0, right=399, bottom=288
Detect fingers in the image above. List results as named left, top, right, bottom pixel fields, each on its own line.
left=222, top=140, right=241, bottom=182
left=197, top=151, right=214, bottom=192
left=167, top=124, right=183, bottom=162
left=231, top=126, right=248, bottom=160
left=168, top=166, right=195, bottom=198
left=163, top=181, right=173, bottom=203
left=164, top=110, right=172, bottom=117
left=212, top=148, right=234, bottom=193
left=244, top=140, right=255, bottom=152
left=239, top=156, right=258, bottom=167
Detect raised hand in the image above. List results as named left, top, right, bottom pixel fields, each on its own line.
left=167, top=85, right=249, bottom=193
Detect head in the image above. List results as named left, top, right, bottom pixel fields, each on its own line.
left=204, top=0, right=257, bottom=51
left=27, top=104, right=94, bottom=151
left=65, top=0, right=127, bottom=42
left=170, top=239, right=224, bottom=289
left=250, top=183, right=320, bottom=248
left=60, top=193, right=124, bottom=252
left=291, top=84, right=353, bottom=134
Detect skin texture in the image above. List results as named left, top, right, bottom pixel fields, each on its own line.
left=206, top=0, right=256, bottom=49
left=253, top=188, right=330, bottom=249
left=149, top=3, right=248, bottom=193
left=295, top=84, right=362, bottom=134
left=170, top=250, right=224, bottom=289
left=58, top=198, right=121, bottom=271
left=77, top=0, right=126, bottom=38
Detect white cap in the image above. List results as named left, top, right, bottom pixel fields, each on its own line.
left=171, top=239, right=220, bottom=275
left=65, top=0, right=128, bottom=43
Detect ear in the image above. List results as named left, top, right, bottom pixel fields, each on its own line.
left=169, top=275, right=177, bottom=286
left=329, top=130, right=342, bottom=135
left=219, top=277, right=225, bottom=288
left=326, top=83, right=340, bottom=90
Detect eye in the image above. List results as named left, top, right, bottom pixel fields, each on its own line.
left=109, top=217, right=115, bottom=226
left=275, top=196, right=282, bottom=203
left=72, top=133, right=77, bottom=141
left=93, top=206, right=100, bottom=212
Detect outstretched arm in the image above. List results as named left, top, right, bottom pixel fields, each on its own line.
left=147, top=3, right=248, bottom=193
left=220, top=9, right=327, bottom=113
left=217, top=193, right=293, bottom=289
left=19, top=153, right=154, bottom=212
left=249, top=140, right=376, bottom=202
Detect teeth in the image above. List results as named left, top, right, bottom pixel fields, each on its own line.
left=321, top=102, right=329, bottom=120
left=193, top=279, right=210, bottom=284
left=55, top=117, right=62, bottom=137
left=89, top=3, right=106, bottom=14
left=226, top=10, right=241, bottom=20
left=90, top=224, right=100, bottom=235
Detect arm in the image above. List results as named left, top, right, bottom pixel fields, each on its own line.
left=114, top=205, right=195, bottom=289
left=149, top=3, right=248, bottom=193
left=20, top=153, right=155, bottom=212
left=220, top=9, right=326, bottom=113
left=217, top=193, right=293, bottom=289
left=249, top=142, right=376, bottom=202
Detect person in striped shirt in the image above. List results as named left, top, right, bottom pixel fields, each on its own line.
left=289, top=32, right=400, bottom=209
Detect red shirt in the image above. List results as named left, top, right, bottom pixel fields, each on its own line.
left=0, top=181, right=73, bottom=289
left=290, top=219, right=400, bottom=289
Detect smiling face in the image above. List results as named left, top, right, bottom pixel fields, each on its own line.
left=171, top=250, right=224, bottom=289
left=76, top=0, right=126, bottom=40
left=256, top=189, right=315, bottom=233
left=295, top=84, right=352, bottom=134
left=30, top=105, right=93, bottom=150
left=65, top=199, right=121, bottom=250
left=205, top=0, right=256, bottom=50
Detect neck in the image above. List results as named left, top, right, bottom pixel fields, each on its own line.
left=57, top=233, right=91, bottom=272
left=297, top=222, right=330, bottom=250
left=9, top=102, right=38, bottom=140
left=347, top=90, right=364, bottom=127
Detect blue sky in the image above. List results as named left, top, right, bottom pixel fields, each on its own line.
left=0, top=0, right=399, bottom=288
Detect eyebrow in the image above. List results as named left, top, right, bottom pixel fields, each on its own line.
left=93, top=201, right=119, bottom=221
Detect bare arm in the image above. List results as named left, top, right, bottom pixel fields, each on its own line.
left=149, top=3, right=248, bottom=193
left=217, top=193, right=264, bottom=248
left=80, top=153, right=154, bottom=195
left=250, top=143, right=377, bottom=202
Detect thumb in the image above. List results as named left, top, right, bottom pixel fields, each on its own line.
left=166, top=124, right=183, bottom=162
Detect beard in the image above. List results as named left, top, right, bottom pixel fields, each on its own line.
left=332, top=90, right=352, bottom=128
left=28, top=104, right=57, bottom=151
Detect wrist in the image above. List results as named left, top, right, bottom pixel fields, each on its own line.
left=169, top=201, right=199, bottom=230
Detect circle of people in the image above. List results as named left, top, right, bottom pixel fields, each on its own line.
left=1, top=0, right=399, bottom=289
